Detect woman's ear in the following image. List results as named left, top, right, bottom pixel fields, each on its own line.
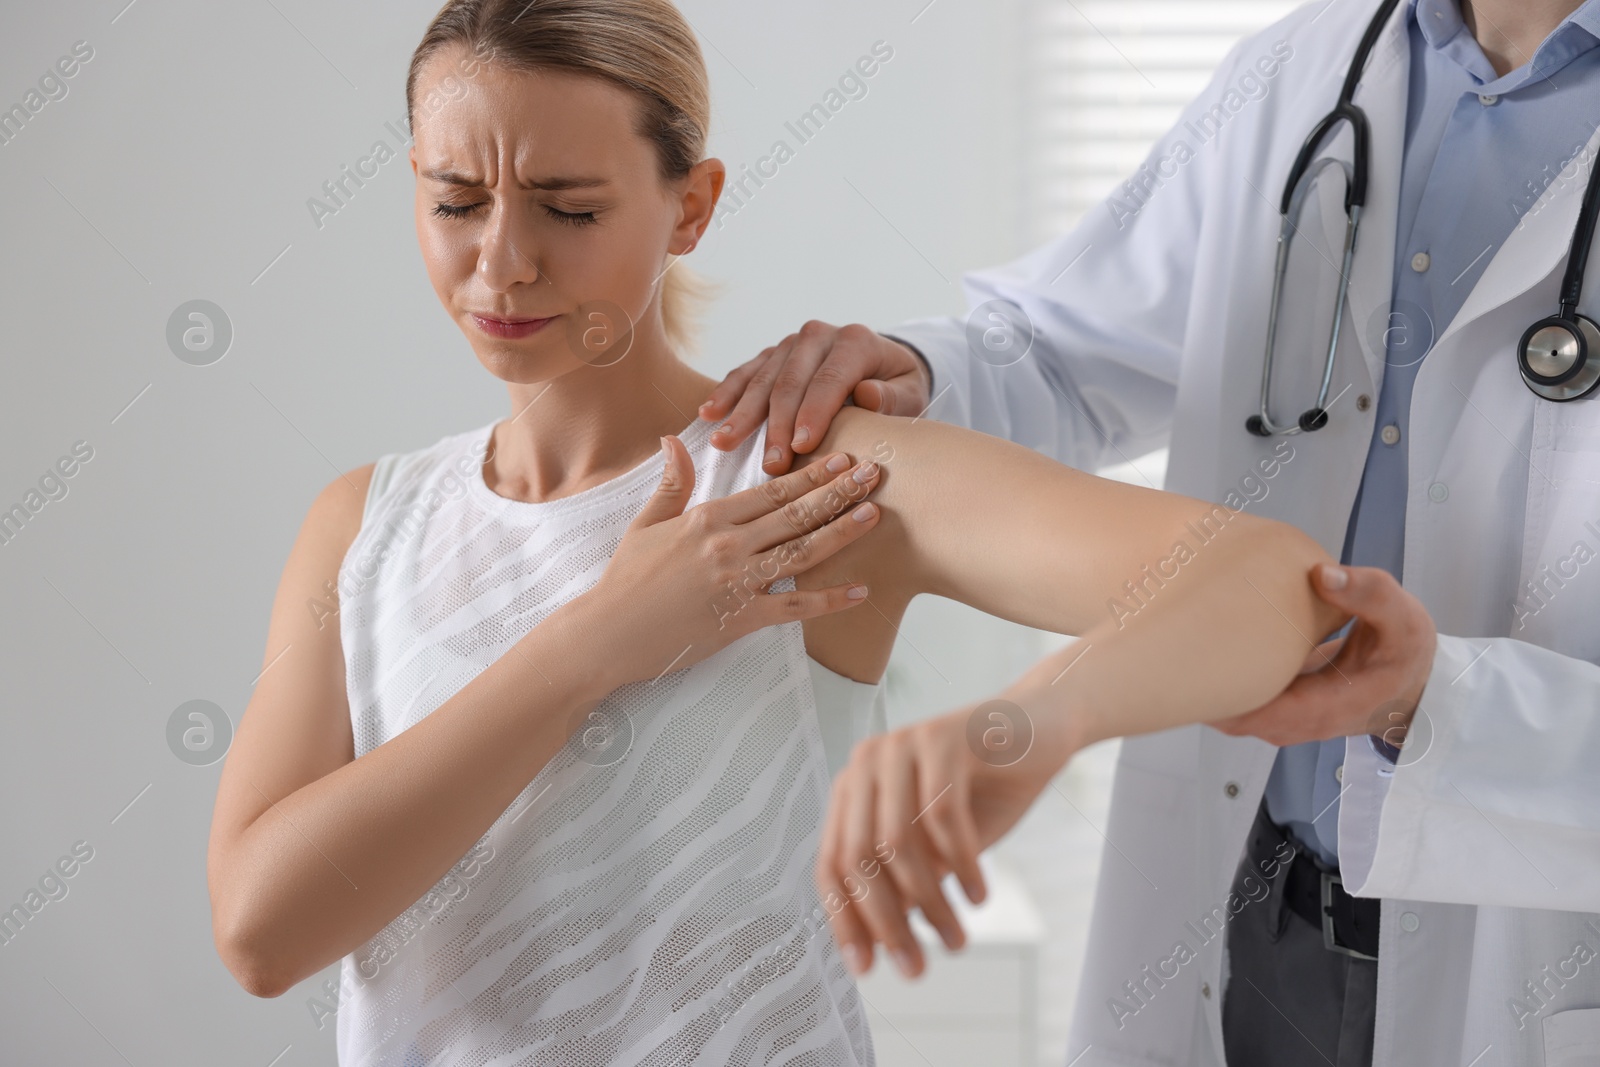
left=670, top=157, right=726, bottom=255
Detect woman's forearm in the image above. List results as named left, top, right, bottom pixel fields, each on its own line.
left=213, top=597, right=616, bottom=998
left=1003, top=517, right=1348, bottom=760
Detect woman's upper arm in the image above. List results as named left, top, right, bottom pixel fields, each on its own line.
left=814, top=406, right=1305, bottom=637
left=207, top=465, right=373, bottom=888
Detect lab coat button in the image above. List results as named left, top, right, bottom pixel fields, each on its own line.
left=1356, top=393, right=1372, bottom=411
left=1202, top=981, right=1212, bottom=998
left=1380, top=423, right=1401, bottom=446
left=1400, top=911, right=1420, bottom=932
left=1479, top=93, right=1499, bottom=106
left=1428, top=481, right=1449, bottom=502
left=1224, top=781, right=1240, bottom=798
left=1411, top=251, right=1431, bottom=273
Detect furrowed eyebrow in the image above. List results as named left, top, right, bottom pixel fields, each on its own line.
left=420, top=169, right=611, bottom=191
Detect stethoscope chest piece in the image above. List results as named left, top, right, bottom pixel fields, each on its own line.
left=1519, top=314, right=1600, bottom=402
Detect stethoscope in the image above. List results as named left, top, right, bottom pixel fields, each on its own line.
left=1247, top=0, right=1600, bottom=438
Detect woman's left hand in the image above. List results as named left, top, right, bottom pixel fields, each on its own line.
left=814, top=699, right=1073, bottom=980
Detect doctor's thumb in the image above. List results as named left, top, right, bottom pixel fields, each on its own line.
left=1313, top=562, right=1396, bottom=613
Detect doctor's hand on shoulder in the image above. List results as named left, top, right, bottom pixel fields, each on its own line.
left=698, top=321, right=933, bottom=475
left=1209, top=560, right=1438, bottom=750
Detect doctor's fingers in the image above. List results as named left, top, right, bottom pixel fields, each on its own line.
left=1295, top=636, right=1346, bottom=675
left=706, top=328, right=823, bottom=469
left=789, top=324, right=932, bottom=439
left=1314, top=564, right=1436, bottom=652
left=870, top=739, right=967, bottom=955
left=1211, top=657, right=1396, bottom=746
left=700, top=347, right=779, bottom=450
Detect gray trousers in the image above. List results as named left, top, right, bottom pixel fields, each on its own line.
left=1220, top=800, right=1378, bottom=1067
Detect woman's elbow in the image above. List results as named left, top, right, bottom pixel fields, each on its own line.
left=1246, top=518, right=1347, bottom=641
left=213, top=904, right=296, bottom=998
left=210, top=868, right=302, bottom=999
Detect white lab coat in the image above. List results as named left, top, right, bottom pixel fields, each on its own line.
left=886, top=2, right=1600, bottom=1064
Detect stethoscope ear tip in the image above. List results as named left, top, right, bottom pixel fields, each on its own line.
left=1298, top=408, right=1330, bottom=433
left=1245, top=415, right=1272, bottom=437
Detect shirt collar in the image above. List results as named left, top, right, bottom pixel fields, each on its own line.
left=1408, top=0, right=1600, bottom=91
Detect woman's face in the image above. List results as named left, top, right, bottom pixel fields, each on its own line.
left=408, top=47, right=716, bottom=383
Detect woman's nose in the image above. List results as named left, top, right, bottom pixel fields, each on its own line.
left=476, top=203, right=541, bottom=291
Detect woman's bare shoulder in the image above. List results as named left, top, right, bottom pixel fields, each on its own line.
left=309, top=463, right=377, bottom=558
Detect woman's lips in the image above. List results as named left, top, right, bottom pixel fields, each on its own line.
left=471, top=313, right=556, bottom=339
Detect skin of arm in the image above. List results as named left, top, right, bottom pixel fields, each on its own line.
left=790, top=406, right=1350, bottom=976
left=206, top=466, right=619, bottom=998
left=207, top=443, right=885, bottom=998
left=795, top=404, right=1347, bottom=710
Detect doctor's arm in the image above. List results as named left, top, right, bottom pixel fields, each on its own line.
left=806, top=406, right=1349, bottom=976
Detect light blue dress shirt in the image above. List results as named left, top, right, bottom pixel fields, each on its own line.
left=1263, top=0, right=1600, bottom=869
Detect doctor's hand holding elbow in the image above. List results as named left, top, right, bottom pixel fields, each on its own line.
left=1209, top=560, right=1437, bottom=749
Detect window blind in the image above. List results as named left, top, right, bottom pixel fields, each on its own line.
left=1025, top=0, right=1303, bottom=244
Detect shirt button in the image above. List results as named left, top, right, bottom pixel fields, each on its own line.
left=1479, top=93, right=1499, bottom=106
left=1400, top=911, right=1421, bottom=932
left=1224, top=781, right=1240, bottom=798
left=1380, top=423, right=1401, bottom=446
left=1334, top=763, right=1345, bottom=782
left=1411, top=251, right=1431, bottom=273
left=1428, top=481, right=1449, bottom=502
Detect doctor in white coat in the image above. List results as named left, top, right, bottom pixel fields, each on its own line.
left=701, top=0, right=1600, bottom=1064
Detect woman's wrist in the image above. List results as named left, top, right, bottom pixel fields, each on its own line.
left=524, top=593, right=634, bottom=705
left=994, top=649, right=1098, bottom=779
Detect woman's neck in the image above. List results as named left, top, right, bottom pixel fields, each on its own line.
left=482, top=339, right=720, bottom=506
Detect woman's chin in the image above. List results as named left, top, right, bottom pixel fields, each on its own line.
left=470, top=343, right=568, bottom=385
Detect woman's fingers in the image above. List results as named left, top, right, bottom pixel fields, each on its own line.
left=816, top=719, right=998, bottom=981
left=627, top=435, right=696, bottom=531
left=742, top=486, right=880, bottom=594
left=875, top=740, right=966, bottom=954
left=817, top=772, right=876, bottom=975
left=740, top=458, right=880, bottom=557
left=714, top=448, right=865, bottom=527
left=910, top=736, right=987, bottom=907
left=740, top=581, right=872, bottom=633
left=833, top=747, right=923, bottom=977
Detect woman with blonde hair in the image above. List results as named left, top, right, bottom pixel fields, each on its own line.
left=206, top=1, right=1345, bottom=1063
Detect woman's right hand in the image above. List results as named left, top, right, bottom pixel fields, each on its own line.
left=563, top=433, right=883, bottom=690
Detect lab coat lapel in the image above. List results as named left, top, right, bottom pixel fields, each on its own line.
left=1340, top=3, right=1411, bottom=404
left=1432, top=124, right=1600, bottom=350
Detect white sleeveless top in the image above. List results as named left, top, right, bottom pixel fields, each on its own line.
left=333, top=414, right=885, bottom=1066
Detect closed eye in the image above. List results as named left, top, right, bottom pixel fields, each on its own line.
left=429, top=202, right=598, bottom=226
left=544, top=206, right=598, bottom=226
left=431, top=202, right=479, bottom=220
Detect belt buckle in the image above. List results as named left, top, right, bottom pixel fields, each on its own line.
left=1320, top=871, right=1378, bottom=960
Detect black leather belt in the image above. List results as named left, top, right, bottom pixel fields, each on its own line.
left=1283, top=839, right=1381, bottom=960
